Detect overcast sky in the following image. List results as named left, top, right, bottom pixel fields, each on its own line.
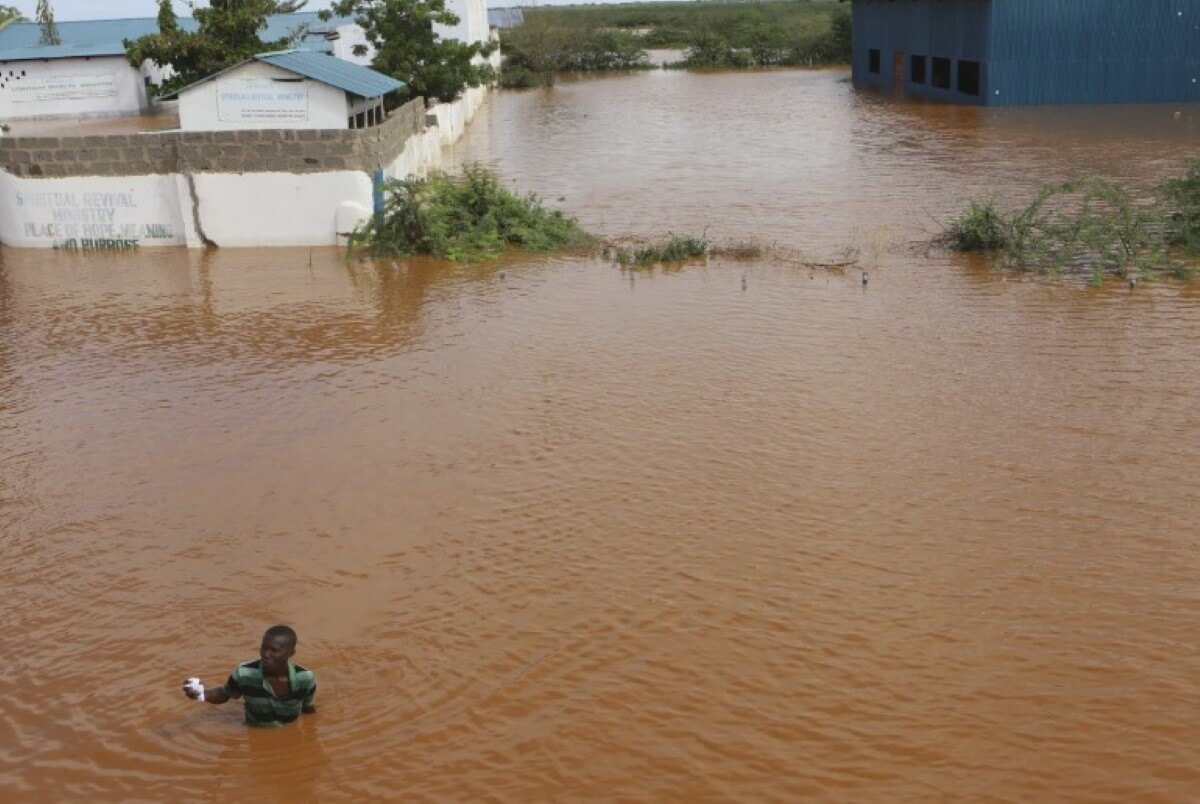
left=7, top=0, right=658, bottom=22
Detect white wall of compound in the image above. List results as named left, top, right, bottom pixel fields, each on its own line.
left=0, top=85, right=495, bottom=249
left=0, top=56, right=148, bottom=120
left=0, top=171, right=186, bottom=249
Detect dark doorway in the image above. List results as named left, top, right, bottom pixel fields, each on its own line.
left=931, top=57, right=952, bottom=90
left=958, top=60, right=982, bottom=96
left=911, top=55, right=927, bottom=85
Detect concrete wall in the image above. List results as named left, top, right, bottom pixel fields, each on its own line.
left=0, top=98, right=426, bottom=179
left=0, top=56, right=148, bottom=119
left=0, top=97, right=444, bottom=249
left=177, top=61, right=351, bottom=132
left=0, top=171, right=187, bottom=249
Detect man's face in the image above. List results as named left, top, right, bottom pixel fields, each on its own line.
left=260, top=634, right=294, bottom=674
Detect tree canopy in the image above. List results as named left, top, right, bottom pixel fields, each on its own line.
left=36, top=0, right=60, bottom=46
left=323, top=0, right=496, bottom=103
left=125, top=1, right=307, bottom=96
left=0, top=4, right=24, bottom=26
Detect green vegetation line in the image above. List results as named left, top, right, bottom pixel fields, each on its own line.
left=942, top=164, right=1200, bottom=283
left=500, top=0, right=851, bottom=88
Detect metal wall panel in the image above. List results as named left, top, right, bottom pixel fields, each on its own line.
left=852, top=0, right=993, bottom=103
left=990, top=0, right=1200, bottom=104
left=852, top=0, right=1200, bottom=105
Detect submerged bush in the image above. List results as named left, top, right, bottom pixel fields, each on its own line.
left=944, top=177, right=1181, bottom=282
left=944, top=198, right=1012, bottom=251
left=498, top=64, right=546, bottom=89
left=348, top=165, right=594, bottom=262
left=611, top=234, right=709, bottom=266
left=1161, top=158, right=1200, bottom=253
left=502, top=22, right=650, bottom=81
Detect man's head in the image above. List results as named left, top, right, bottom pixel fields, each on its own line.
left=260, top=625, right=297, bottom=674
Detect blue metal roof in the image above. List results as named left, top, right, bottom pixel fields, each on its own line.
left=256, top=50, right=404, bottom=98
left=163, top=50, right=404, bottom=100
left=0, top=12, right=355, bottom=63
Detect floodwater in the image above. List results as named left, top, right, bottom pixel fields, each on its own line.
left=3, top=68, right=1200, bottom=801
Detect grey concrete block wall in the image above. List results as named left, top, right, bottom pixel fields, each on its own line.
left=0, top=98, right=426, bottom=179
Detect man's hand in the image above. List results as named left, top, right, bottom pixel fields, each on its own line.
left=181, top=679, right=230, bottom=704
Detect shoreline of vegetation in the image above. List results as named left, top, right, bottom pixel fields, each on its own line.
left=346, top=166, right=784, bottom=268
left=498, top=0, right=851, bottom=88
left=348, top=164, right=1200, bottom=287
left=941, top=162, right=1200, bottom=284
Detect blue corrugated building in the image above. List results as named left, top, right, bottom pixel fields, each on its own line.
left=852, top=0, right=1200, bottom=106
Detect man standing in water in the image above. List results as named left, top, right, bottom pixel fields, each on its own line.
left=182, top=625, right=317, bottom=727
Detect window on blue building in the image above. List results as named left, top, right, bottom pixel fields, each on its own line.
left=868, top=49, right=881, bottom=75
left=911, top=55, right=927, bottom=85
left=931, top=57, right=951, bottom=90
left=958, top=61, right=981, bottom=96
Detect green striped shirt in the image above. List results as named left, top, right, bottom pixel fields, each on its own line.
left=222, top=660, right=316, bottom=727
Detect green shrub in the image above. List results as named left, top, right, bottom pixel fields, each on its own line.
left=945, top=198, right=1011, bottom=252
left=612, top=234, right=709, bottom=266
left=348, top=165, right=594, bottom=262
left=498, top=64, right=546, bottom=89
left=1161, top=158, right=1200, bottom=253
left=945, top=178, right=1181, bottom=281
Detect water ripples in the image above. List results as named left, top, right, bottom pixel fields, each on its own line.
left=5, top=70, right=1200, bottom=800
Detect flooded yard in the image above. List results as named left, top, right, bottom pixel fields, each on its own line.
left=2, top=68, right=1199, bottom=800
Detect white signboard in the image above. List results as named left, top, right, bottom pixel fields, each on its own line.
left=9, top=74, right=118, bottom=103
left=217, top=79, right=309, bottom=123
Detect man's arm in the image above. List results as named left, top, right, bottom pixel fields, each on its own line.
left=302, top=683, right=316, bottom=714
left=181, top=676, right=241, bottom=705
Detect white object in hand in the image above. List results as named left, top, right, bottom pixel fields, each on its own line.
left=186, top=677, right=206, bottom=702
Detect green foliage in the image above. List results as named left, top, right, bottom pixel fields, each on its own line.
left=0, top=4, right=25, bottom=25
left=326, top=0, right=496, bottom=103
left=612, top=235, right=709, bottom=266
left=1160, top=158, right=1200, bottom=253
left=508, top=1, right=852, bottom=73
left=945, top=177, right=1183, bottom=282
left=498, top=64, right=544, bottom=89
left=560, top=30, right=651, bottom=72
left=348, top=165, right=594, bottom=262
left=156, top=0, right=177, bottom=34
left=36, top=0, right=59, bottom=46
left=501, top=17, right=649, bottom=84
left=945, top=198, right=1011, bottom=252
left=827, top=7, right=852, bottom=62
left=680, top=32, right=753, bottom=69
left=125, top=0, right=293, bottom=97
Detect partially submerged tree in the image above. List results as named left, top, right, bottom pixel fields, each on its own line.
left=36, top=0, right=60, bottom=46
left=323, top=0, right=496, bottom=103
left=126, top=0, right=294, bottom=96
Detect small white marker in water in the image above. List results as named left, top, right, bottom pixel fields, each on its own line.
left=862, top=271, right=870, bottom=285
left=741, top=271, right=748, bottom=289
left=499, top=270, right=506, bottom=280
left=1129, top=276, right=1139, bottom=288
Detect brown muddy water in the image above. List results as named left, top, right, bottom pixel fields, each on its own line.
left=3, top=68, right=1200, bottom=801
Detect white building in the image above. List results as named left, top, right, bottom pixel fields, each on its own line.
left=0, top=6, right=493, bottom=122
left=166, top=50, right=404, bottom=133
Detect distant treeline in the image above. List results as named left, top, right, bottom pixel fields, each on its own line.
left=500, top=0, right=851, bottom=87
